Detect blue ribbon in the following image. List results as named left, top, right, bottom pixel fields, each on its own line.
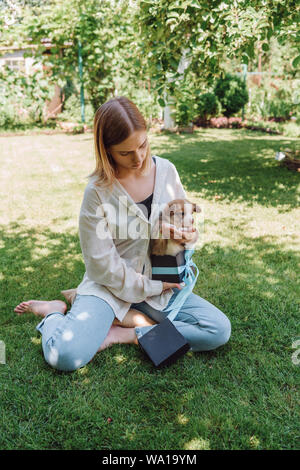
left=161, top=249, right=199, bottom=322
left=152, top=265, right=186, bottom=275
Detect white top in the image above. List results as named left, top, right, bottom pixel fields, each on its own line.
left=76, top=154, right=187, bottom=322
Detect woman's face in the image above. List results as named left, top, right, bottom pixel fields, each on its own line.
left=108, top=130, right=148, bottom=176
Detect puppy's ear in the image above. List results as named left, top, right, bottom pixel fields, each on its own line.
left=193, top=203, right=201, bottom=213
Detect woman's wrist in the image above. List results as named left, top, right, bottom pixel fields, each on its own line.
left=150, top=279, right=164, bottom=296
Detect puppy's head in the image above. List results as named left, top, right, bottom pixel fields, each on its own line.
left=160, top=198, right=201, bottom=230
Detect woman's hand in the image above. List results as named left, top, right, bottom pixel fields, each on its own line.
left=161, top=222, right=196, bottom=245
left=162, top=281, right=185, bottom=292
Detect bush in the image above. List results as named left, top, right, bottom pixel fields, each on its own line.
left=0, top=102, right=17, bottom=128
left=268, top=98, right=295, bottom=121
left=125, top=86, right=162, bottom=124
left=195, top=92, right=221, bottom=121
left=243, top=118, right=282, bottom=134
left=156, top=70, right=199, bottom=127
left=0, top=66, right=53, bottom=129
left=173, top=97, right=195, bottom=126
left=114, top=75, right=162, bottom=124
left=214, top=73, right=249, bottom=117
left=58, top=94, right=94, bottom=126
left=171, top=80, right=199, bottom=127
left=247, top=78, right=300, bottom=122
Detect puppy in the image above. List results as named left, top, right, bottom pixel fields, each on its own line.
left=150, top=198, right=201, bottom=256
left=61, top=198, right=201, bottom=306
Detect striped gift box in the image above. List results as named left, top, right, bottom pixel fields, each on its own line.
left=150, top=250, right=186, bottom=283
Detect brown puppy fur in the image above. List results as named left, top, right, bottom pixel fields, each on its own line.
left=150, top=198, right=201, bottom=256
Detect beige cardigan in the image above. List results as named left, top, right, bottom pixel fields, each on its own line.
left=76, top=154, right=187, bottom=322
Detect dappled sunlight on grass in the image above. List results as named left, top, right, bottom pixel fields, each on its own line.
left=184, top=437, right=210, bottom=450
left=0, top=130, right=299, bottom=450
left=114, top=354, right=127, bottom=364
left=155, top=128, right=299, bottom=208
left=177, top=414, right=189, bottom=425
left=81, top=378, right=90, bottom=385
left=0, top=222, right=84, bottom=322
left=193, top=234, right=299, bottom=315
left=249, top=435, right=261, bottom=449
left=30, top=337, right=41, bottom=345
left=77, top=366, right=89, bottom=376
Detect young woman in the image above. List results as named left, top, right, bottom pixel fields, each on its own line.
left=14, top=96, right=231, bottom=372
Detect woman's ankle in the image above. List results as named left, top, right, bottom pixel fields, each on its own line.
left=114, top=309, right=157, bottom=328
left=98, top=326, right=138, bottom=352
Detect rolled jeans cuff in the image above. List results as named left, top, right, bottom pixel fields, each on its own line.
left=35, top=311, right=65, bottom=333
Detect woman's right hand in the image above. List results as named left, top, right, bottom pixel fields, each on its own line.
left=162, top=281, right=185, bottom=292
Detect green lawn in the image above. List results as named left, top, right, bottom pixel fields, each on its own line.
left=0, top=128, right=299, bottom=450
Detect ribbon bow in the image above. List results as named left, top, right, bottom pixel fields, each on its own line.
left=161, top=249, right=199, bottom=322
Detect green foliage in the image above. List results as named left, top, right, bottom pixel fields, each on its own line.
left=267, top=85, right=299, bottom=120
left=0, top=0, right=298, bottom=128
left=268, top=99, right=294, bottom=121
left=58, top=94, right=94, bottom=125
left=0, top=65, right=53, bottom=129
left=195, top=91, right=222, bottom=121
left=137, top=0, right=300, bottom=103
left=171, top=74, right=199, bottom=126
left=243, top=118, right=300, bottom=137
left=214, top=73, right=249, bottom=117
left=115, top=75, right=162, bottom=124
left=61, top=78, right=78, bottom=105
left=279, top=120, right=300, bottom=137
left=247, top=77, right=300, bottom=121
left=1, top=0, right=138, bottom=112
left=244, top=118, right=282, bottom=133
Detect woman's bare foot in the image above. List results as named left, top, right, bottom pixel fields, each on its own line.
left=14, top=299, right=67, bottom=317
left=112, top=308, right=157, bottom=328
left=98, top=325, right=138, bottom=352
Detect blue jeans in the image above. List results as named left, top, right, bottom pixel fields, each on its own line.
left=36, top=290, right=231, bottom=372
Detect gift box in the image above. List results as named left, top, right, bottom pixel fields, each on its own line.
left=150, top=250, right=186, bottom=283
left=138, top=318, right=190, bottom=368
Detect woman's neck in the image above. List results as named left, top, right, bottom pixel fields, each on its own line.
left=116, top=159, right=154, bottom=181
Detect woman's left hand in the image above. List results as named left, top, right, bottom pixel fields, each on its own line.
left=161, top=222, right=196, bottom=244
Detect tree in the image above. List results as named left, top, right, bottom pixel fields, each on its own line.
left=137, top=0, right=300, bottom=105
left=1, top=0, right=298, bottom=125
left=214, top=73, right=249, bottom=117
left=0, top=0, right=139, bottom=111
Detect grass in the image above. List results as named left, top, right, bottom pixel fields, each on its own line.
left=0, top=128, right=299, bottom=450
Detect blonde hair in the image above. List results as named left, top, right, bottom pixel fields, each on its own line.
left=87, top=96, right=152, bottom=191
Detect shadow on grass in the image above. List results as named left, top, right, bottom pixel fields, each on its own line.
left=1, top=220, right=298, bottom=352
left=0, top=219, right=299, bottom=449
left=0, top=221, right=84, bottom=324
left=158, top=130, right=299, bottom=209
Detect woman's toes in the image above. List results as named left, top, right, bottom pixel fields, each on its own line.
left=14, top=304, right=29, bottom=314
left=14, top=302, right=29, bottom=311
left=14, top=299, right=67, bottom=317
left=14, top=305, right=24, bottom=313
left=14, top=306, right=25, bottom=315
